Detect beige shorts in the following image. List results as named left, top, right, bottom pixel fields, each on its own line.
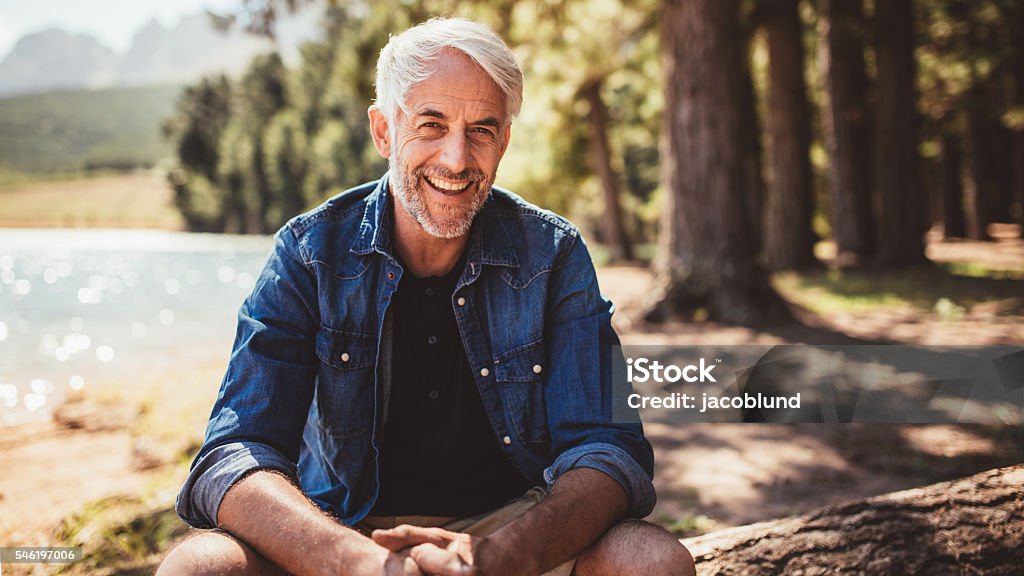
left=358, top=487, right=576, bottom=576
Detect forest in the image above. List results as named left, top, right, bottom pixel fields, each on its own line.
left=165, top=0, right=1023, bottom=324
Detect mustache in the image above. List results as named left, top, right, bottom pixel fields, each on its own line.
left=414, top=166, right=487, bottom=183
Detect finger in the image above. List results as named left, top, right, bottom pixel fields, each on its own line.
left=383, top=551, right=426, bottom=576
left=410, top=543, right=477, bottom=576
left=372, top=525, right=453, bottom=551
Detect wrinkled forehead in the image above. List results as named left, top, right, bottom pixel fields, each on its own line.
left=400, top=50, right=508, bottom=119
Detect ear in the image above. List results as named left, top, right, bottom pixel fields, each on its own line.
left=368, top=105, right=391, bottom=158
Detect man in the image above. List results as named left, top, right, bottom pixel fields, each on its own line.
left=159, top=17, right=695, bottom=576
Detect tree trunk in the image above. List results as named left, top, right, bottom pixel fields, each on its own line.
left=818, top=0, right=874, bottom=266
left=1009, top=2, right=1024, bottom=238
left=941, top=124, right=966, bottom=239
left=739, top=12, right=764, bottom=262
left=763, top=0, right=817, bottom=270
left=653, top=0, right=783, bottom=325
left=683, top=463, right=1024, bottom=575
left=967, top=83, right=999, bottom=241
left=873, top=0, right=926, bottom=265
left=582, top=78, right=634, bottom=263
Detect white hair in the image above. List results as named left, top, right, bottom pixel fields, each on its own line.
left=374, top=17, right=523, bottom=123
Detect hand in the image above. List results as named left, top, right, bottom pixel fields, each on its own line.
left=372, top=525, right=477, bottom=576
left=379, top=548, right=427, bottom=576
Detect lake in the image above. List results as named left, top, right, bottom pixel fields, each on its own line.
left=0, top=228, right=274, bottom=426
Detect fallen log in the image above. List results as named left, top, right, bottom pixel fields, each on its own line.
left=681, top=463, right=1024, bottom=575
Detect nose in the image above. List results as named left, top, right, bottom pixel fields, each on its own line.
left=438, top=130, right=469, bottom=174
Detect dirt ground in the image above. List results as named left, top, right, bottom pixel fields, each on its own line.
left=0, top=229, right=1022, bottom=570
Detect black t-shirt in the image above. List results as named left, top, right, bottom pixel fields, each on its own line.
left=370, top=257, right=533, bottom=517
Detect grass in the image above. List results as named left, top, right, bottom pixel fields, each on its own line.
left=773, top=264, right=1024, bottom=316
left=52, top=484, right=190, bottom=576
left=0, top=85, right=180, bottom=174
left=0, top=170, right=183, bottom=229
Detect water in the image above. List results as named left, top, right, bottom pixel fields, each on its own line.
left=0, top=228, right=274, bottom=426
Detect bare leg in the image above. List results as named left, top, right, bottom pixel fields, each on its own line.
left=573, top=520, right=696, bottom=576
left=156, top=530, right=288, bottom=576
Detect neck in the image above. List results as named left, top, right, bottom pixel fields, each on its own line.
left=392, top=200, right=469, bottom=278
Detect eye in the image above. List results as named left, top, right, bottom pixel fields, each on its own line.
left=470, top=127, right=496, bottom=137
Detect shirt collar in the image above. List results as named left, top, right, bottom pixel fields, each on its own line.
left=351, top=172, right=519, bottom=269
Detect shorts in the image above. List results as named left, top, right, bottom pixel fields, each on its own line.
left=358, top=486, right=576, bottom=576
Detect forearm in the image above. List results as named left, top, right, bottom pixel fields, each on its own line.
left=482, top=467, right=629, bottom=575
left=217, top=470, right=384, bottom=576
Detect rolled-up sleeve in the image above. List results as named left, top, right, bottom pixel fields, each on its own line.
left=542, top=234, right=656, bottom=519
left=543, top=441, right=656, bottom=518
left=176, top=223, right=320, bottom=528
left=176, top=442, right=297, bottom=528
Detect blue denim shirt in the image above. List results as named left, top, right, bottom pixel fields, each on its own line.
left=176, top=174, right=655, bottom=529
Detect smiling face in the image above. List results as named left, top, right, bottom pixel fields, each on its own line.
left=369, top=49, right=511, bottom=240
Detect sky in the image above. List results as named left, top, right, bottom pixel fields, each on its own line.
left=0, top=0, right=243, bottom=58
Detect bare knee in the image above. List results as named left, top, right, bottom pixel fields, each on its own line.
left=156, top=531, right=286, bottom=576
left=575, top=519, right=696, bottom=576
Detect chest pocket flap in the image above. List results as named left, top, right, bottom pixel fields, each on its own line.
left=494, top=339, right=549, bottom=444
left=316, top=326, right=376, bottom=370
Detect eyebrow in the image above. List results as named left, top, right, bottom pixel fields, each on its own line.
left=416, top=108, right=502, bottom=128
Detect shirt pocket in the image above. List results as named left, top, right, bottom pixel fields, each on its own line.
left=315, top=326, right=376, bottom=439
left=495, top=339, right=550, bottom=444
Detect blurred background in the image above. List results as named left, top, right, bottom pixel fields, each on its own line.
left=0, top=0, right=1022, bottom=574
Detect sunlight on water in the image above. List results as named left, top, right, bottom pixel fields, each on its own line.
left=0, top=228, right=274, bottom=426
left=217, top=266, right=236, bottom=283
left=95, top=345, right=115, bottom=362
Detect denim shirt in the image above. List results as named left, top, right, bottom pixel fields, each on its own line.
left=176, top=173, right=656, bottom=529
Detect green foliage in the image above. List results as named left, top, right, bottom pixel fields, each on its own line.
left=0, top=85, right=180, bottom=173
left=163, top=76, right=233, bottom=231
left=165, top=0, right=661, bottom=238
left=164, top=6, right=392, bottom=233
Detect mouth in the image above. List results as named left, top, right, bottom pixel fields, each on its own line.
left=422, top=175, right=474, bottom=196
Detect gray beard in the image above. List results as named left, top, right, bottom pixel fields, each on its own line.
left=389, top=155, right=489, bottom=240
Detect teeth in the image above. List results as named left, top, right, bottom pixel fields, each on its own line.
left=425, top=176, right=470, bottom=192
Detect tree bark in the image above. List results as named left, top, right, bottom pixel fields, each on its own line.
left=940, top=123, right=966, bottom=239
left=763, top=0, right=817, bottom=270
left=818, top=0, right=874, bottom=266
left=874, top=0, right=926, bottom=265
left=967, top=83, right=1000, bottom=241
left=1006, top=1, right=1024, bottom=238
left=582, top=78, right=634, bottom=263
left=653, top=0, right=783, bottom=325
left=683, top=463, right=1024, bottom=575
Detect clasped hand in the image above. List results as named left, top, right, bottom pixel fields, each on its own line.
left=372, top=525, right=479, bottom=576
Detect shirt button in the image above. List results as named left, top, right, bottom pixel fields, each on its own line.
left=340, top=352, right=350, bottom=362
left=480, top=367, right=490, bottom=377
left=425, top=287, right=434, bottom=296
left=429, top=390, right=439, bottom=400
left=457, top=297, right=466, bottom=306
left=533, top=364, right=543, bottom=374
left=387, top=271, right=396, bottom=280
left=427, top=335, right=438, bottom=345
left=503, top=435, right=512, bottom=445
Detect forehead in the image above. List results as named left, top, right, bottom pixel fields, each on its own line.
left=403, top=50, right=507, bottom=120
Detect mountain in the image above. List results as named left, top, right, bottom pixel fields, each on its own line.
left=115, top=14, right=274, bottom=87
left=0, top=11, right=314, bottom=97
left=0, top=29, right=117, bottom=95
